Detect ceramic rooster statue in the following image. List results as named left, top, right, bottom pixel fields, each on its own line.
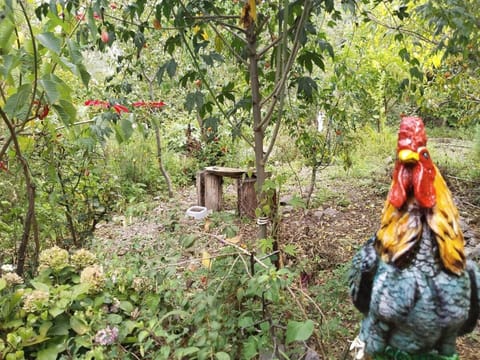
left=349, top=116, right=480, bottom=359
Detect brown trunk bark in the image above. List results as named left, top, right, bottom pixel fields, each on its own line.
left=246, top=22, right=267, bottom=239
left=154, top=124, right=173, bottom=197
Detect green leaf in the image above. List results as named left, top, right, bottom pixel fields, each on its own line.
left=39, top=322, right=53, bottom=337
left=86, top=8, right=98, bottom=39
left=215, top=352, right=230, bottom=360
left=137, top=330, right=149, bottom=342
left=242, top=336, right=258, bottom=359
left=49, top=306, right=64, bottom=318
left=107, top=314, right=123, bottom=324
left=398, top=48, right=410, bottom=62
left=66, top=39, right=83, bottom=64
left=409, top=66, right=424, bottom=81
left=36, top=32, right=62, bottom=54
left=37, top=345, right=61, bottom=360
left=166, top=58, right=177, bottom=78
left=52, top=100, right=77, bottom=126
left=48, top=315, right=70, bottom=336
left=30, top=280, right=50, bottom=292
left=76, top=64, right=91, bottom=88
left=238, top=316, right=254, bottom=328
left=0, top=16, right=15, bottom=53
left=70, top=316, right=90, bottom=335
left=0, top=278, right=6, bottom=291
left=4, top=84, right=32, bottom=120
left=175, top=347, right=199, bottom=358
left=181, top=234, right=196, bottom=248
left=71, top=283, right=90, bottom=299
left=287, top=194, right=306, bottom=209
left=39, top=78, right=60, bottom=103
left=297, top=76, right=318, bottom=102
left=285, top=320, right=314, bottom=344
left=160, top=310, right=189, bottom=324
left=120, top=118, right=134, bottom=141
left=185, top=91, right=204, bottom=113
left=119, top=300, right=134, bottom=313
left=1, top=54, right=21, bottom=79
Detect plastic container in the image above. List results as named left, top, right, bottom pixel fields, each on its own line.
left=185, top=206, right=209, bottom=220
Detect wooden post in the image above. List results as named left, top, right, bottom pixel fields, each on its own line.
left=196, top=170, right=206, bottom=206
left=238, top=177, right=257, bottom=218
left=204, top=173, right=223, bottom=211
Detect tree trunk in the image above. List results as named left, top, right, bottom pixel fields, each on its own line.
left=1, top=111, right=37, bottom=276
left=306, top=164, right=319, bottom=208
left=247, top=22, right=268, bottom=239
left=147, top=80, right=173, bottom=198
left=154, top=124, right=173, bottom=197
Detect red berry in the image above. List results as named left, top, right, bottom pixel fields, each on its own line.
left=101, top=31, right=109, bottom=43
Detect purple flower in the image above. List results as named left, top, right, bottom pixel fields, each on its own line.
left=94, top=326, right=119, bottom=345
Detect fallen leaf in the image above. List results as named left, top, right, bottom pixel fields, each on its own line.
left=226, top=234, right=242, bottom=244
left=204, top=219, right=212, bottom=232
left=201, top=250, right=212, bottom=270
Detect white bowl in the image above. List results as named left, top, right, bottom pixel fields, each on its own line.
left=185, top=206, right=209, bottom=220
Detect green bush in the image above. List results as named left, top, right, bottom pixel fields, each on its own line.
left=0, top=245, right=317, bottom=359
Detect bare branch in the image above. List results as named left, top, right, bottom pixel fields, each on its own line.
left=215, top=20, right=248, bottom=43
left=257, top=34, right=284, bottom=60
left=208, top=23, right=248, bottom=65
left=188, top=15, right=240, bottom=21
left=365, top=11, right=438, bottom=46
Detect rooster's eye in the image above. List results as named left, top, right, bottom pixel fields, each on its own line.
left=422, top=151, right=429, bottom=159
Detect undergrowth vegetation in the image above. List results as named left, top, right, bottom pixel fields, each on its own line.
left=0, top=238, right=321, bottom=359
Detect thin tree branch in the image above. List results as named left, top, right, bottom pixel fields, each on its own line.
left=257, top=33, right=284, bottom=60
left=213, top=20, right=248, bottom=43
left=208, top=22, right=248, bottom=65
left=103, top=13, right=183, bottom=31
left=55, top=119, right=96, bottom=130
left=188, top=15, right=240, bottom=21
left=365, top=11, right=438, bottom=46
left=193, top=231, right=269, bottom=268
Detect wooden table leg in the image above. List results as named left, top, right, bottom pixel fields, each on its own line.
left=238, top=177, right=257, bottom=218
left=204, top=173, right=223, bottom=211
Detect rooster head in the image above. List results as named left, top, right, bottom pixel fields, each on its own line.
left=389, top=116, right=436, bottom=209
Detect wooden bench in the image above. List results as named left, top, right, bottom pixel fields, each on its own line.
left=196, top=166, right=257, bottom=218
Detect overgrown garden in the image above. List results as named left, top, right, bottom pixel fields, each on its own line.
left=0, top=0, right=479, bottom=358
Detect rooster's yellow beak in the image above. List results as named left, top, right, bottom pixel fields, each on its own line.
left=398, top=149, right=419, bottom=163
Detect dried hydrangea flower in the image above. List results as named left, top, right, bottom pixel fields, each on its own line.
left=94, top=326, right=119, bottom=345
left=110, top=297, right=120, bottom=313
left=80, top=264, right=106, bottom=293
left=2, top=272, right=23, bottom=287
left=22, top=290, right=49, bottom=313
left=131, top=276, right=153, bottom=293
left=38, top=246, right=69, bottom=272
left=71, top=249, right=97, bottom=270
left=1, top=264, right=15, bottom=273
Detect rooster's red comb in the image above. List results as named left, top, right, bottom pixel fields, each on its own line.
left=397, top=116, right=427, bottom=152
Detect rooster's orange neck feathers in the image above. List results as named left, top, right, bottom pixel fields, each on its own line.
left=376, top=116, right=466, bottom=275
